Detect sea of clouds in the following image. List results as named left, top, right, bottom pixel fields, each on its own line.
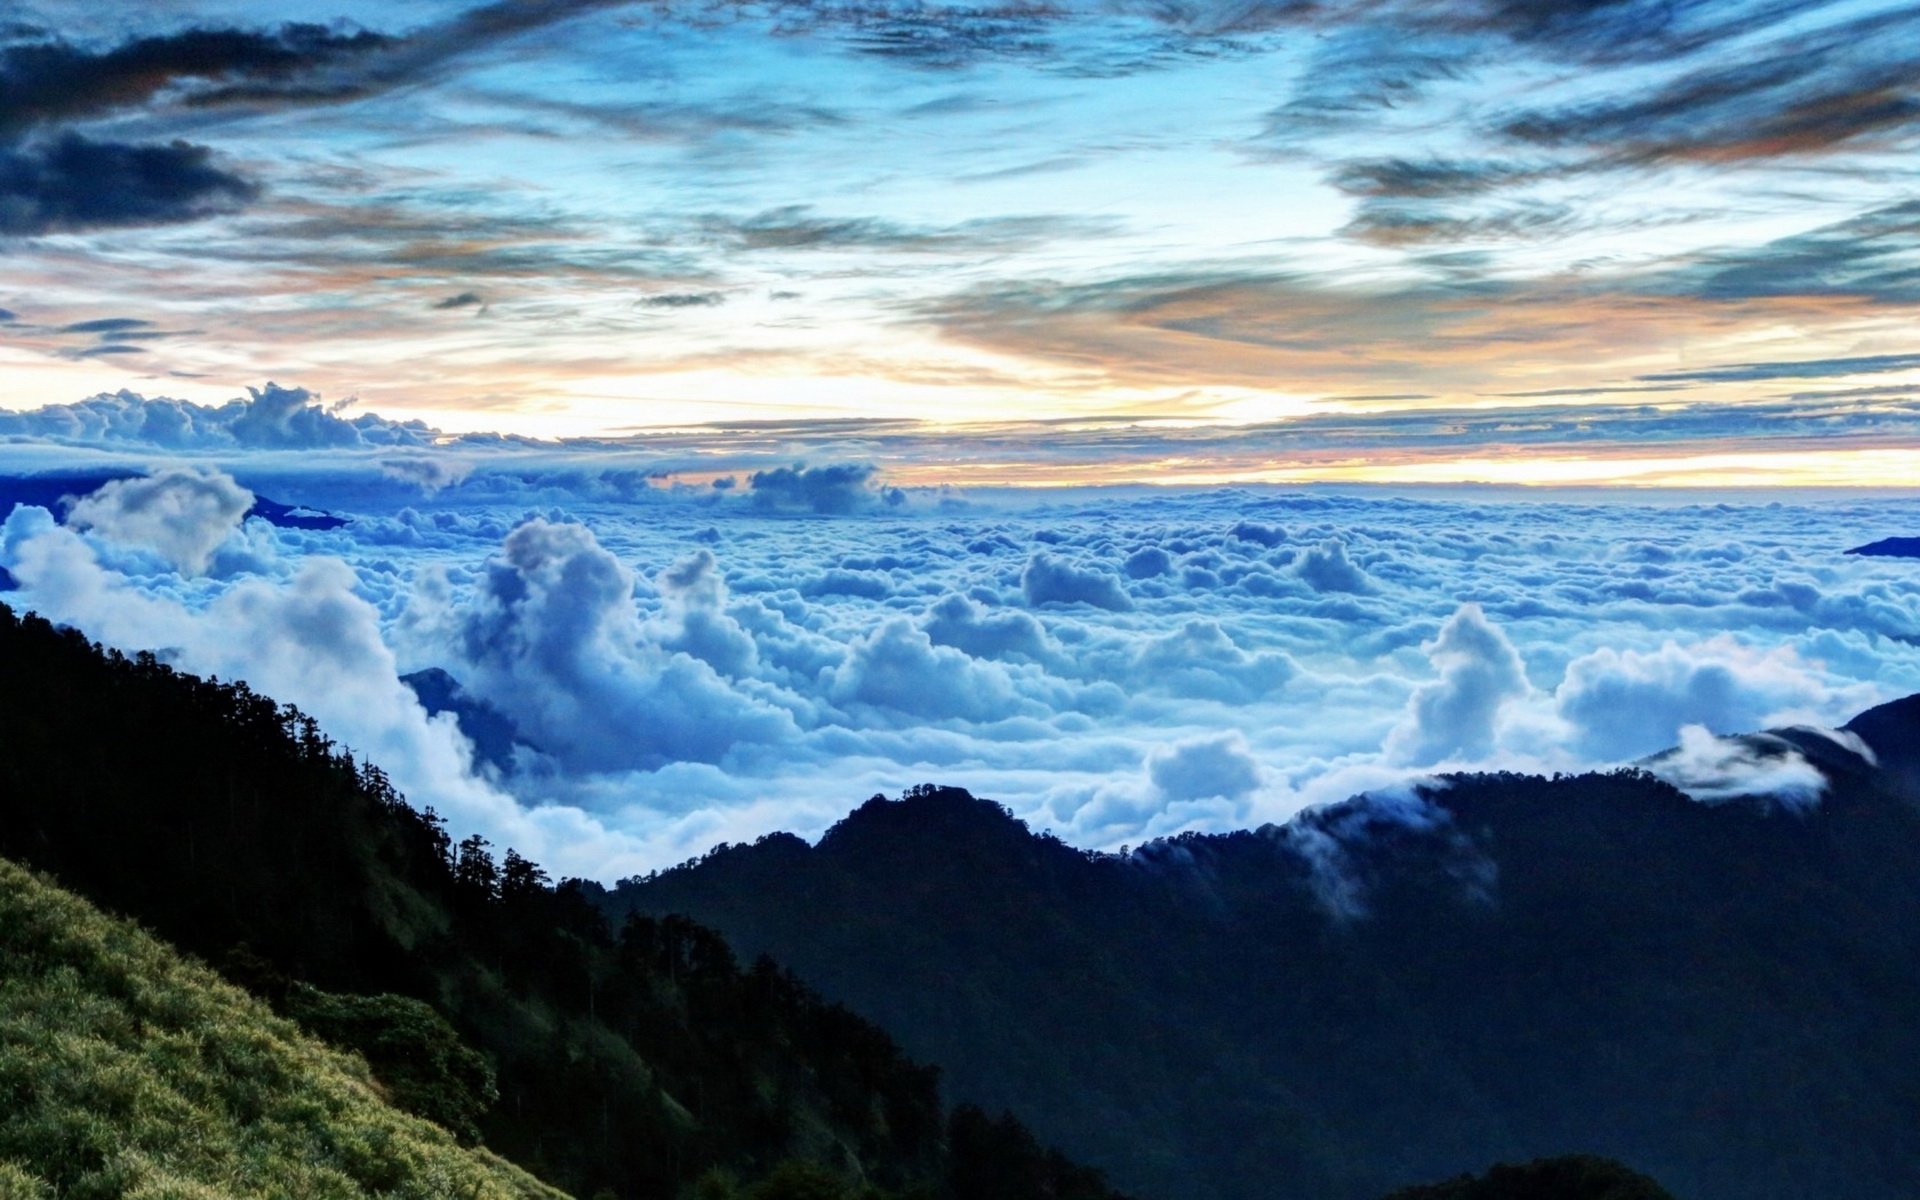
left=4, top=387, right=1918, bottom=880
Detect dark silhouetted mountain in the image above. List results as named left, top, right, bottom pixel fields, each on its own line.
left=402, top=666, right=532, bottom=774
left=0, top=601, right=1129, bottom=1200
left=1379, top=1155, right=1673, bottom=1200
left=247, top=493, right=349, bottom=529
left=607, top=702, right=1920, bottom=1200
left=1844, top=536, right=1920, bottom=557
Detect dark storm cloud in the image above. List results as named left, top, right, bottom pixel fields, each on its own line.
left=0, top=23, right=393, bottom=134
left=0, top=2, right=635, bottom=235
left=0, top=133, right=255, bottom=234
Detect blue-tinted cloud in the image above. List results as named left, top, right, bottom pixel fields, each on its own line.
left=1021, top=551, right=1132, bottom=610
left=0, top=427, right=1914, bottom=871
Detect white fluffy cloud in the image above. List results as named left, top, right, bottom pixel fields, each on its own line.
left=400, top=519, right=798, bottom=774
left=1555, top=638, right=1873, bottom=760
left=1149, top=733, right=1262, bottom=803
left=64, top=467, right=253, bottom=575
left=1386, top=604, right=1529, bottom=766
left=1022, top=552, right=1133, bottom=611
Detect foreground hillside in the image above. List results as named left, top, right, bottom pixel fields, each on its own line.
left=0, top=602, right=1126, bottom=1200
left=0, top=855, right=563, bottom=1199
left=609, top=707, right=1920, bottom=1200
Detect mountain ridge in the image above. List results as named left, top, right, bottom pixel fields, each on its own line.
left=608, top=698, right=1920, bottom=1200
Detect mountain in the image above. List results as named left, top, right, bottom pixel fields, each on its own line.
left=0, top=854, right=563, bottom=1199
left=606, top=703, right=1920, bottom=1200
left=1844, top=536, right=1920, bottom=558
left=0, top=601, right=1129, bottom=1200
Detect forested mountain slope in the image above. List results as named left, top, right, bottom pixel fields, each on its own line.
left=608, top=704, right=1920, bottom=1200
left=0, top=601, right=1127, bottom=1200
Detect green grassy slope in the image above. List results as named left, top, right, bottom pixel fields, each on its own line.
left=0, top=854, right=566, bottom=1200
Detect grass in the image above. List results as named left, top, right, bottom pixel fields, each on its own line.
left=0, top=856, right=571, bottom=1200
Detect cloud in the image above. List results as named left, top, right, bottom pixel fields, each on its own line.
left=0, top=24, right=393, bottom=135
left=0, top=507, right=653, bottom=876
left=1554, top=638, right=1868, bottom=761
left=400, top=518, right=797, bottom=774
left=1130, top=620, right=1293, bottom=702
left=1640, top=725, right=1833, bottom=809
left=63, top=467, right=254, bottom=575
left=922, top=591, right=1061, bottom=663
left=2, top=458, right=1915, bottom=876
left=0, top=133, right=256, bottom=234
left=1497, top=6, right=1920, bottom=162
left=1021, top=551, right=1132, bottom=611
left=638, top=291, right=725, bottom=308
left=1295, top=539, right=1373, bottom=594
left=651, top=548, right=760, bottom=679
left=747, top=463, right=881, bottom=514
left=1639, top=352, right=1920, bottom=384
left=431, top=291, right=485, bottom=310
left=701, top=206, right=1112, bottom=254
left=1386, top=603, right=1528, bottom=766
left=1148, top=732, right=1261, bottom=803
left=380, top=457, right=473, bottom=493
left=1123, top=546, right=1174, bottom=578
left=0, top=385, right=437, bottom=450
left=827, top=617, right=1026, bottom=722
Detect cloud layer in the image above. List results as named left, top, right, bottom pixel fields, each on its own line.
left=2, top=446, right=1912, bottom=875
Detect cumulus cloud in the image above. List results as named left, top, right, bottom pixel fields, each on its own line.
left=1123, top=546, right=1173, bottom=578
left=1131, top=620, right=1294, bottom=702
left=827, top=617, right=1027, bottom=722
left=1148, top=732, right=1261, bottom=803
left=0, top=385, right=437, bottom=450
left=922, top=592, right=1060, bottom=664
left=402, top=519, right=798, bottom=775
left=651, top=548, right=760, bottom=679
left=1555, top=638, right=1870, bottom=761
left=1295, top=538, right=1373, bottom=594
left=1021, top=551, right=1133, bottom=610
left=64, top=467, right=253, bottom=575
left=747, top=463, right=882, bottom=514
left=1386, top=604, right=1528, bottom=766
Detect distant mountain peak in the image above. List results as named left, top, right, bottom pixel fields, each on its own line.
left=1844, top=536, right=1920, bottom=558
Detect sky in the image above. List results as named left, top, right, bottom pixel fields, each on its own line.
left=0, top=0, right=1918, bottom=484
left=1, top=2, right=1919, bottom=878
